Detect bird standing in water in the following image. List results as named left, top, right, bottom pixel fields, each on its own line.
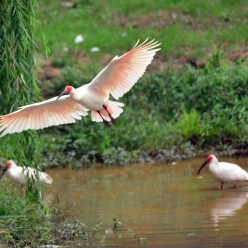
left=0, top=38, right=160, bottom=136
left=1, top=160, right=53, bottom=186
left=197, top=155, right=248, bottom=189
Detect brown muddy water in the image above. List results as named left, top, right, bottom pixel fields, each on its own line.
left=47, top=157, right=248, bottom=247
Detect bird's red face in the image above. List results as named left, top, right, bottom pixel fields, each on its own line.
left=57, top=85, right=73, bottom=101
left=65, top=86, right=73, bottom=93
left=197, top=154, right=214, bottom=176
left=207, top=155, right=213, bottom=163
left=1, top=160, right=12, bottom=177
left=6, top=160, right=12, bottom=168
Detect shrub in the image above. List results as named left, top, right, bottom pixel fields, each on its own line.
left=39, top=56, right=248, bottom=165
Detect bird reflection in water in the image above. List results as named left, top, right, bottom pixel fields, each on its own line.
left=210, top=191, right=248, bottom=229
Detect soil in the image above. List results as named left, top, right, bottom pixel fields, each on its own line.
left=37, top=55, right=63, bottom=82
left=114, top=11, right=176, bottom=29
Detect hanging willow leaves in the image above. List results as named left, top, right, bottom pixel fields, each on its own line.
left=0, top=0, right=46, bottom=201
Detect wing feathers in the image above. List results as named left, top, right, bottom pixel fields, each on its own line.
left=88, top=38, right=160, bottom=99
left=0, top=96, right=88, bottom=137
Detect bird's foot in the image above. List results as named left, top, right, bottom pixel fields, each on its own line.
left=110, top=116, right=117, bottom=125
left=103, top=120, right=112, bottom=128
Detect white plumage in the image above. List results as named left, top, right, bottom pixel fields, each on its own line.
left=0, top=38, right=160, bottom=136
left=1, top=160, right=53, bottom=185
left=197, top=155, right=248, bottom=189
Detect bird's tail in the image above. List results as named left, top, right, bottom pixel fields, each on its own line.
left=91, top=100, right=124, bottom=122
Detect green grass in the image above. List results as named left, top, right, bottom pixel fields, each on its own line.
left=0, top=182, right=104, bottom=247
left=0, top=184, right=51, bottom=247
left=38, top=0, right=248, bottom=61
left=31, top=1, right=248, bottom=167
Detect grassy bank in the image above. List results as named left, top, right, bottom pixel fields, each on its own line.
left=0, top=182, right=117, bottom=247
left=0, top=184, right=51, bottom=247
left=33, top=0, right=248, bottom=168
left=2, top=1, right=247, bottom=168
left=38, top=55, right=248, bottom=168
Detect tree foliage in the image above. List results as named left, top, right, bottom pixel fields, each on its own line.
left=0, top=0, right=42, bottom=200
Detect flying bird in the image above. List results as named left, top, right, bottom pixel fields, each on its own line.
left=197, top=155, right=248, bottom=189
left=0, top=38, right=160, bottom=136
left=1, top=160, right=53, bottom=185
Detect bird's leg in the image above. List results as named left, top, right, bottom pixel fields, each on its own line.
left=97, top=111, right=112, bottom=128
left=20, top=184, right=25, bottom=196
left=231, top=183, right=237, bottom=189
left=221, top=182, right=224, bottom=190
left=103, top=105, right=117, bottom=125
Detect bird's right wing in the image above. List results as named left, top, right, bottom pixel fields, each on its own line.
left=87, top=38, right=161, bottom=99
left=0, top=96, right=88, bottom=137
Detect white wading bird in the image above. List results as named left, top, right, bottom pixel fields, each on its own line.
left=1, top=160, right=53, bottom=185
left=0, top=38, right=160, bottom=136
left=197, top=155, right=248, bottom=189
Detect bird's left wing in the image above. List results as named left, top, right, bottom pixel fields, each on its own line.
left=87, top=38, right=161, bottom=99
left=0, top=95, right=88, bottom=137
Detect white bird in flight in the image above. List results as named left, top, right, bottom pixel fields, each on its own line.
left=197, top=155, right=248, bottom=189
left=0, top=38, right=160, bottom=136
left=1, top=160, right=53, bottom=185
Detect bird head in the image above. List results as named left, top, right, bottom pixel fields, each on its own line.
left=57, top=86, right=74, bottom=101
left=1, top=160, right=13, bottom=177
left=197, top=155, right=213, bottom=176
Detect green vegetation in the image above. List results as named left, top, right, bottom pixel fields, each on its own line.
left=39, top=55, right=248, bottom=167
left=0, top=182, right=99, bottom=247
left=39, top=0, right=248, bottom=60
left=0, top=0, right=43, bottom=200
left=34, top=0, right=248, bottom=167
left=0, top=184, right=50, bottom=247
left=1, top=1, right=52, bottom=246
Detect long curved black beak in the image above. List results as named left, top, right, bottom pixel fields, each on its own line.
left=57, top=89, right=67, bottom=101
left=1, top=166, right=8, bottom=178
left=197, top=160, right=208, bottom=176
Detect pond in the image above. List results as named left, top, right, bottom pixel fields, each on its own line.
left=47, top=157, right=248, bottom=247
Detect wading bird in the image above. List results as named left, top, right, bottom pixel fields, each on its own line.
left=1, top=160, right=53, bottom=185
left=0, top=38, right=160, bottom=136
left=197, top=155, right=248, bottom=189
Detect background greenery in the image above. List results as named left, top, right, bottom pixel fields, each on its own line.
left=36, top=0, right=248, bottom=167
left=2, top=0, right=248, bottom=168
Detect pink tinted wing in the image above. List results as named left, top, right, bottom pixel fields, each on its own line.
left=0, top=96, right=88, bottom=137
left=88, top=38, right=161, bottom=99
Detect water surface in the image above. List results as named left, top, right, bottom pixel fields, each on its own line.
left=48, top=157, right=248, bottom=247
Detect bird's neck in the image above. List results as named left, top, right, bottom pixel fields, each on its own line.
left=209, top=159, right=219, bottom=172
left=70, top=89, right=80, bottom=101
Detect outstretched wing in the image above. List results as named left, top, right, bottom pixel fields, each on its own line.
left=0, top=96, right=88, bottom=137
left=88, top=38, right=161, bottom=99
